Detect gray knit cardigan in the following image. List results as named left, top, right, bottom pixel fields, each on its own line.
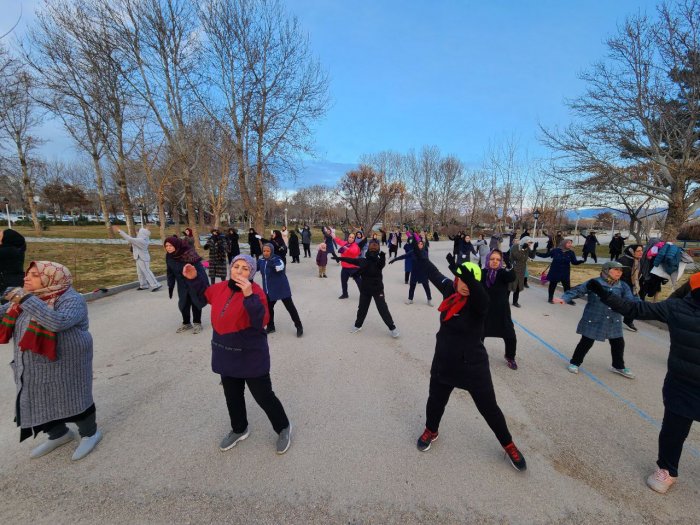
left=1, top=288, right=94, bottom=428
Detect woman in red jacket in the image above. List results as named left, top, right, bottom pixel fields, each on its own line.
left=334, top=231, right=364, bottom=299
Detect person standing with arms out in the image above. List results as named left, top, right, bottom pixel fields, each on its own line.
left=415, top=255, right=527, bottom=471
left=183, top=254, right=292, bottom=454
left=257, top=243, right=303, bottom=337
left=508, top=237, right=537, bottom=308
left=248, top=228, right=263, bottom=260
left=113, top=225, right=162, bottom=292
left=608, top=232, right=626, bottom=262
left=481, top=249, right=519, bottom=370
left=334, top=231, right=363, bottom=299
left=553, top=261, right=639, bottom=378
left=618, top=244, right=643, bottom=332
left=226, top=228, right=240, bottom=265
left=475, top=234, right=490, bottom=269
left=0, top=229, right=26, bottom=295
left=321, top=226, right=337, bottom=259
left=164, top=236, right=207, bottom=334
left=537, top=238, right=584, bottom=303
left=581, top=230, right=600, bottom=263
left=0, top=262, right=102, bottom=460
left=316, top=242, right=328, bottom=278
left=390, top=238, right=433, bottom=306
left=586, top=272, right=700, bottom=494
left=334, top=238, right=399, bottom=338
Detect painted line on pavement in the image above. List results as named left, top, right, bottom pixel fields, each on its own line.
left=513, top=319, right=700, bottom=459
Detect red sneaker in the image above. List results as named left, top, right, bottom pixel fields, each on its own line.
left=504, top=442, right=527, bottom=471
left=417, top=428, right=439, bottom=452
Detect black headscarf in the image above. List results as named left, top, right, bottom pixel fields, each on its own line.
left=164, top=236, right=202, bottom=263
left=2, top=229, right=26, bottom=252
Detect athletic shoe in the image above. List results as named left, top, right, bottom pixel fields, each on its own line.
left=426, top=300, right=433, bottom=307
left=323, top=275, right=327, bottom=278
left=265, top=325, right=276, bottom=334
left=504, top=442, right=527, bottom=471
left=567, top=364, right=579, bottom=374
left=349, top=326, right=362, bottom=334
left=624, top=321, right=638, bottom=332
left=417, top=428, right=439, bottom=452
left=338, top=294, right=349, bottom=299
left=296, top=326, right=303, bottom=338
left=192, top=323, right=203, bottom=334
left=646, top=467, right=676, bottom=494
left=611, top=367, right=635, bottom=379
left=176, top=323, right=193, bottom=333
left=72, top=430, right=103, bottom=461
left=220, top=428, right=249, bottom=451
left=136, top=287, right=148, bottom=291
left=390, top=328, right=400, bottom=338
left=505, top=358, right=518, bottom=370
left=276, top=424, right=292, bottom=454
left=405, top=299, right=413, bottom=305
left=30, top=429, right=76, bottom=459
left=512, top=302, right=521, bottom=308
left=151, top=285, right=162, bottom=292
left=547, top=300, right=554, bottom=304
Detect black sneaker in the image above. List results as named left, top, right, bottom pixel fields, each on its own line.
left=266, top=325, right=276, bottom=334
left=624, top=321, right=638, bottom=332
left=338, top=294, right=349, bottom=299
left=504, top=442, right=527, bottom=471
left=512, top=302, right=521, bottom=308
left=417, top=428, right=439, bottom=452
left=296, top=326, right=303, bottom=337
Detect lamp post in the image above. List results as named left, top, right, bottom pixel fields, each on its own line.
left=3, top=198, right=10, bottom=229
left=533, top=209, right=540, bottom=238
left=138, top=204, right=144, bottom=225
left=284, top=208, right=288, bottom=228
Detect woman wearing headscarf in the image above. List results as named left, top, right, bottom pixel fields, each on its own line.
left=334, top=230, right=363, bottom=299
left=586, top=272, right=700, bottom=495
left=390, top=238, right=432, bottom=306
left=204, top=229, right=229, bottom=284
left=581, top=231, right=600, bottom=263
left=165, top=236, right=207, bottom=334
left=508, top=237, right=537, bottom=308
left=414, top=254, right=527, bottom=471
left=618, top=244, right=643, bottom=331
left=0, top=229, right=26, bottom=293
left=0, top=261, right=101, bottom=461
left=262, top=230, right=288, bottom=267
left=537, top=238, right=584, bottom=303
left=183, top=254, right=292, bottom=454
left=248, top=228, right=263, bottom=260
left=182, top=227, right=195, bottom=248
left=257, top=243, right=303, bottom=337
left=553, top=261, right=639, bottom=378
left=481, top=249, right=519, bottom=370
left=288, top=230, right=301, bottom=263
left=226, top=228, right=240, bottom=264
left=475, top=234, right=490, bottom=269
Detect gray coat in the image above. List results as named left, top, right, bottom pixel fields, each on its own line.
left=562, top=277, right=638, bottom=341
left=508, top=243, right=534, bottom=292
left=119, top=228, right=152, bottom=262
left=1, top=289, right=94, bottom=428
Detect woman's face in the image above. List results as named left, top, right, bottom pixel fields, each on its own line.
left=347, top=233, right=356, bottom=243
left=164, top=242, right=176, bottom=253
left=456, top=279, right=470, bottom=297
left=418, top=241, right=424, bottom=249
left=634, top=247, right=643, bottom=259
left=24, top=265, right=43, bottom=291
left=488, top=252, right=502, bottom=269
left=262, top=246, right=272, bottom=258
left=608, top=268, right=623, bottom=280
left=282, top=226, right=286, bottom=231
left=231, top=260, right=251, bottom=280
left=564, top=240, right=573, bottom=250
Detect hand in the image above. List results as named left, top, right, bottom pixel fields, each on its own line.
left=182, top=264, right=197, bottom=280
left=552, top=298, right=566, bottom=305
left=231, top=275, right=253, bottom=296
left=4, top=287, right=28, bottom=303
left=586, top=279, right=607, bottom=297
left=111, top=225, right=120, bottom=234
left=445, top=253, right=458, bottom=275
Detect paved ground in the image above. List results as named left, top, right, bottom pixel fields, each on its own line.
left=0, top=241, right=698, bottom=524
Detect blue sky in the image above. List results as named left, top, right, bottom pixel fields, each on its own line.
left=1, top=0, right=660, bottom=187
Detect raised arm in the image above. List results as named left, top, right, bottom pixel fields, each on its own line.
left=184, top=263, right=211, bottom=309
left=19, top=293, right=87, bottom=332
left=587, top=280, right=672, bottom=323
left=117, top=229, right=148, bottom=251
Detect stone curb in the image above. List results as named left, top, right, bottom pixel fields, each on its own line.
left=81, top=275, right=167, bottom=302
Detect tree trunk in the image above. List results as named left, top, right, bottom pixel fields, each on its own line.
left=182, top=165, right=201, bottom=250
left=662, top=185, right=688, bottom=240
left=92, top=154, right=113, bottom=238
left=16, top=145, right=41, bottom=234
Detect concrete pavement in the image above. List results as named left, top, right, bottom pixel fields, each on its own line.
left=0, top=241, right=698, bottom=524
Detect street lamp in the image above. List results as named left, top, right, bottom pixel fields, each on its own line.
left=533, top=209, right=540, bottom=237
left=284, top=208, right=288, bottom=228
left=3, top=198, right=10, bottom=229
left=138, top=204, right=144, bottom=225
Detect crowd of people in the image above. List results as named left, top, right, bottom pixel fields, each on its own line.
left=0, top=224, right=697, bottom=496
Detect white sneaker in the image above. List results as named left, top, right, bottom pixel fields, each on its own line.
left=30, top=429, right=76, bottom=459
left=646, top=467, right=676, bottom=494
left=349, top=326, right=362, bottom=334
left=404, top=300, right=413, bottom=305
left=390, top=328, right=400, bottom=338
left=426, top=300, right=433, bottom=307
left=567, top=364, right=579, bottom=374
left=176, top=323, right=193, bottom=333
left=192, top=323, right=203, bottom=334
left=72, top=430, right=103, bottom=461
left=610, top=367, right=635, bottom=379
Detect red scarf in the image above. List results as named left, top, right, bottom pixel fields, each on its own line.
left=0, top=261, right=72, bottom=361
left=437, top=278, right=468, bottom=322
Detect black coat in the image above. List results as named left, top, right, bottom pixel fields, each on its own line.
left=288, top=232, right=300, bottom=258
left=0, top=245, right=25, bottom=290
left=602, top=292, right=700, bottom=421
left=166, top=255, right=208, bottom=311
left=582, top=234, right=599, bottom=252
left=482, top=268, right=516, bottom=339
left=248, top=232, right=262, bottom=256
left=608, top=236, right=625, bottom=254
left=337, top=251, right=386, bottom=294
left=226, top=232, right=240, bottom=257
left=423, top=259, right=492, bottom=390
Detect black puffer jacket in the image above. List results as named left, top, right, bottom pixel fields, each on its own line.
left=601, top=291, right=700, bottom=420
left=423, top=259, right=491, bottom=390
left=336, top=250, right=385, bottom=294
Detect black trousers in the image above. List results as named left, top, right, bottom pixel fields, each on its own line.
left=303, top=243, right=311, bottom=257
left=47, top=410, right=97, bottom=439
left=408, top=277, right=431, bottom=300
left=512, top=289, right=521, bottom=305
left=548, top=278, right=571, bottom=301
left=389, top=245, right=398, bottom=257
left=425, top=374, right=513, bottom=447
left=355, top=291, right=395, bottom=330
left=570, top=336, right=625, bottom=369
left=181, top=293, right=202, bottom=324
left=221, top=375, right=289, bottom=434
left=340, top=267, right=361, bottom=296
left=582, top=249, right=598, bottom=263
left=268, top=297, right=302, bottom=329
left=657, top=408, right=694, bottom=477
left=483, top=336, right=517, bottom=359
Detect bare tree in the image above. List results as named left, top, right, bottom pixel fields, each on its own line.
left=338, top=165, right=402, bottom=234
left=541, top=1, right=700, bottom=239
